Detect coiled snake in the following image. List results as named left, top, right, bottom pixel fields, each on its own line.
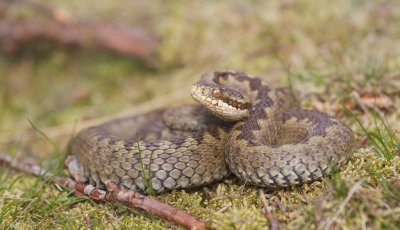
left=71, top=70, right=354, bottom=193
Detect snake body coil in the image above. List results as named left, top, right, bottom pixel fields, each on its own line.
left=71, top=70, right=354, bottom=193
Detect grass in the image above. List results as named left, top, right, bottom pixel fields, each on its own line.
left=349, top=108, right=399, bottom=160
left=1, top=0, right=400, bottom=229
left=0, top=156, right=87, bottom=229
left=349, top=107, right=400, bottom=202
left=136, top=134, right=155, bottom=196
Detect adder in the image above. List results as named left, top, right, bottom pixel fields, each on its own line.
left=70, top=70, right=354, bottom=193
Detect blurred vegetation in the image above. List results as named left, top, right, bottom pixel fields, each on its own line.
left=1, top=0, right=400, bottom=229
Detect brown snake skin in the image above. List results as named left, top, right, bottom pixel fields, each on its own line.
left=71, top=70, right=354, bottom=193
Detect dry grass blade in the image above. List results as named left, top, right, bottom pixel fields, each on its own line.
left=259, top=190, right=280, bottom=230
left=322, top=179, right=365, bottom=229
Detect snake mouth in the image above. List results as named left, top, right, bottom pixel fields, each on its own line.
left=191, top=83, right=251, bottom=121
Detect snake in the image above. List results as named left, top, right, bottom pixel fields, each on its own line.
left=70, top=70, right=354, bottom=193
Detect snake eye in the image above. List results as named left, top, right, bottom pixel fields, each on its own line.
left=212, top=89, right=222, bottom=98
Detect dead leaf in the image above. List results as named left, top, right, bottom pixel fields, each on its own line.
left=359, top=93, right=394, bottom=110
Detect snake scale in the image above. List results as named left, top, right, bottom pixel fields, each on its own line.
left=71, top=70, right=354, bottom=193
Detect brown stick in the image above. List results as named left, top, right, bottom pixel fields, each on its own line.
left=0, top=154, right=207, bottom=230
left=259, top=190, right=281, bottom=230
left=106, top=182, right=207, bottom=229
left=0, top=0, right=158, bottom=58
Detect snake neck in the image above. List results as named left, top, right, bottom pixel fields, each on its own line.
left=200, top=70, right=283, bottom=146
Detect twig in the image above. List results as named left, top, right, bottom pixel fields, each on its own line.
left=259, top=190, right=280, bottom=230
left=0, top=154, right=207, bottom=230
left=105, top=181, right=206, bottom=229
left=0, top=20, right=157, bottom=58
left=216, top=204, right=232, bottom=213
left=323, top=179, right=365, bottom=229
left=83, top=213, right=93, bottom=229
left=0, top=0, right=158, bottom=58
left=0, top=154, right=76, bottom=189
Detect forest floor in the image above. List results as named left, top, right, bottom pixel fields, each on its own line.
left=1, top=1, right=399, bottom=229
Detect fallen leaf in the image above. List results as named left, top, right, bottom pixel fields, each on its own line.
left=359, top=93, right=394, bottom=110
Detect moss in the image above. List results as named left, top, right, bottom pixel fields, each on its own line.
left=2, top=148, right=400, bottom=228
left=211, top=206, right=269, bottom=230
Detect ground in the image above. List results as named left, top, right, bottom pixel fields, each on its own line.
left=1, top=1, right=400, bottom=229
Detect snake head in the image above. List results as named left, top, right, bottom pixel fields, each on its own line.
left=191, top=81, right=252, bottom=122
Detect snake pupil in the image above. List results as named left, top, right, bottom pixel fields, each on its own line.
left=212, top=89, right=222, bottom=98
